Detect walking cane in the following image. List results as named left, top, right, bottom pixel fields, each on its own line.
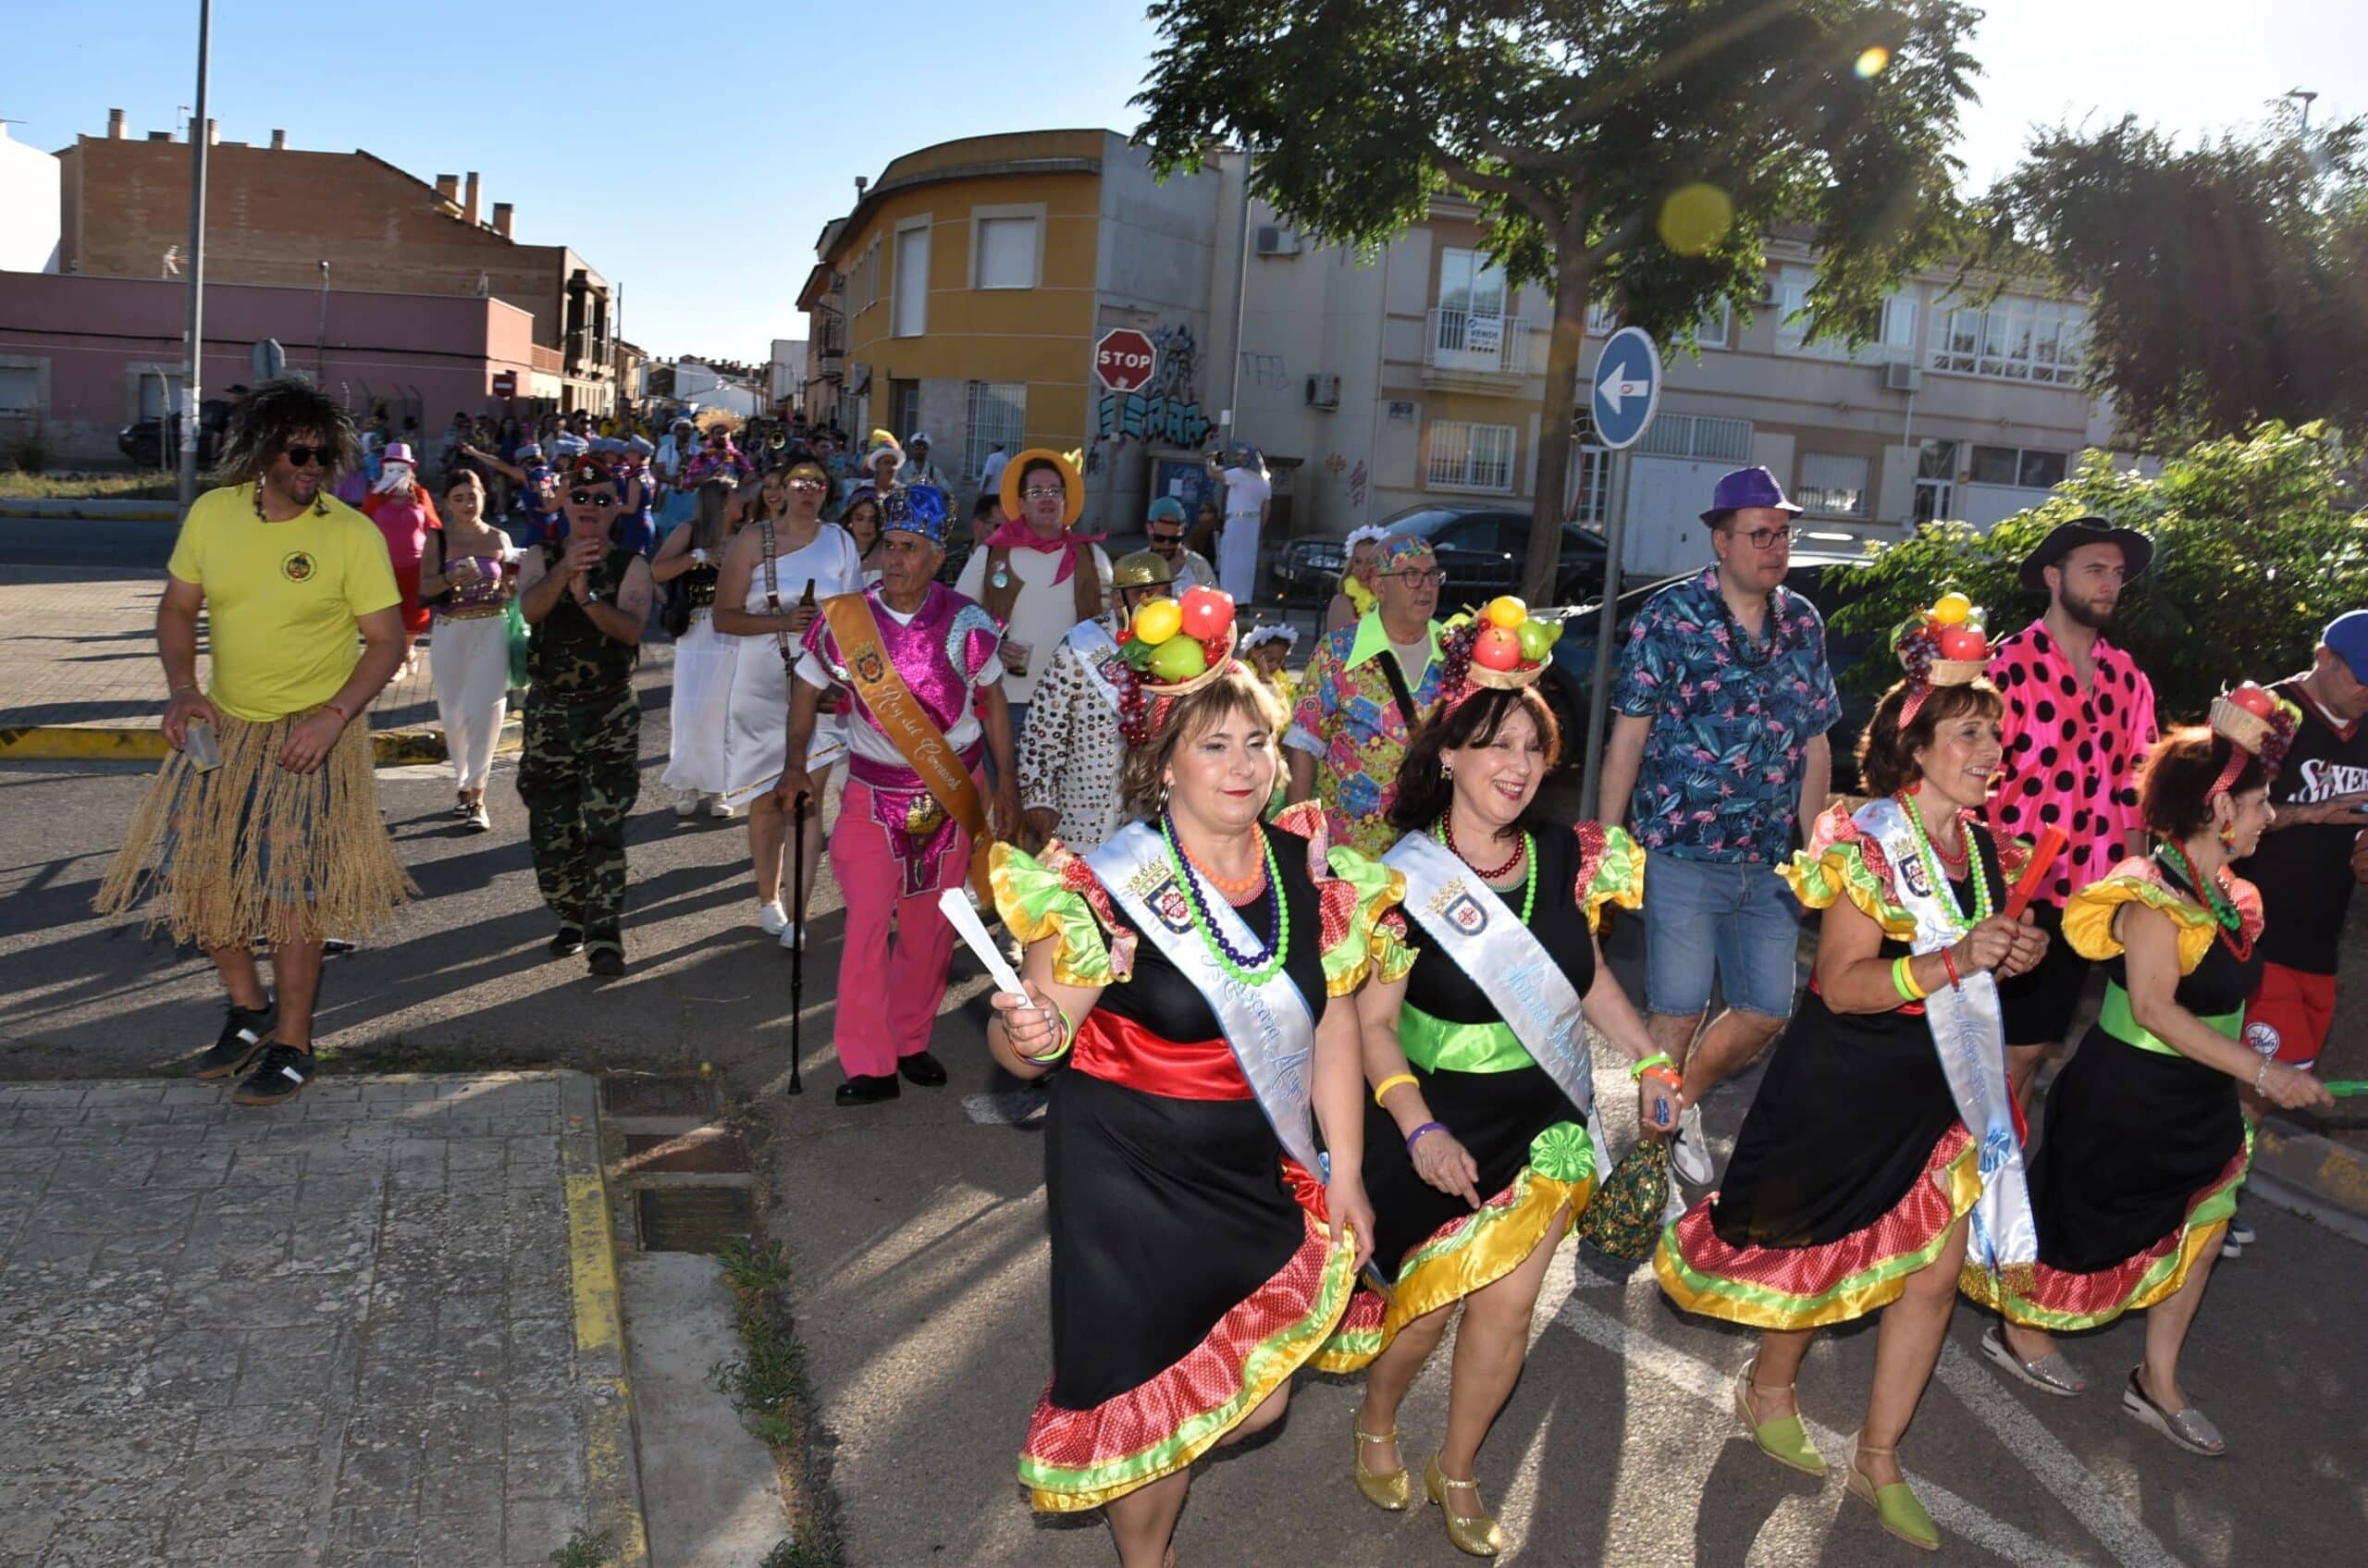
left=787, top=790, right=808, bottom=1095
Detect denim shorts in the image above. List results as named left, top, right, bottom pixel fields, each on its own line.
left=1640, top=850, right=1802, bottom=1019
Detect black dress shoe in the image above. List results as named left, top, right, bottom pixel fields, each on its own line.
left=897, top=1051, right=948, bottom=1088
left=549, top=923, right=585, bottom=958
left=833, top=1074, right=901, bottom=1106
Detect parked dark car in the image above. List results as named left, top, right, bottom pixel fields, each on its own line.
left=1535, top=555, right=1881, bottom=789
left=1276, top=505, right=1614, bottom=612
left=117, top=400, right=229, bottom=469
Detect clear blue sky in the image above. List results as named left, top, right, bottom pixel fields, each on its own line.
left=6, top=1, right=2360, bottom=364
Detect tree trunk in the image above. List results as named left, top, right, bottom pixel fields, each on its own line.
left=1523, top=234, right=1589, bottom=608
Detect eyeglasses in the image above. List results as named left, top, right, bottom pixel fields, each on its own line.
left=1148, top=531, right=1183, bottom=547
left=1728, top=525, right=1793, bottom=549
left=1021, top=485, right=1066, bottom=500
left=570, top=489, right=618, bottom=508
left=280, top=445, right=328, bottom=468
left=1384, top=568, right=1446, bottom=588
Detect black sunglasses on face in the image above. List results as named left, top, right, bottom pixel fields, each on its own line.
left=281, top=445, right=328, bottom=468
left=1149, top=531, right=1182, bottom=546
left=570, top=489, right=618, bottom=508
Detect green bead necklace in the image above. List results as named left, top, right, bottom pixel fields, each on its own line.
left=1897, top=791, right=1992, bottom=931
left=1159, top=815, right=1291, bottom=985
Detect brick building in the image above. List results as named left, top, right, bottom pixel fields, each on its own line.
left=54, top=111, right=614, bottom=413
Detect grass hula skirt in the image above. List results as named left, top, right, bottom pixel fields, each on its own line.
left=96, top=711, right=413, bottom=949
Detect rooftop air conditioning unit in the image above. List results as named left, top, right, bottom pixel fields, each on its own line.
left=1304, top=373, right=1340, bottom=409
left=1254, top=224, right=1301, bottom=257
left=1883, top=360, right=1922, bottom=393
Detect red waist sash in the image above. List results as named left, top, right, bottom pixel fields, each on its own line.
left=1074, top=1010, right=1253, bottom=1101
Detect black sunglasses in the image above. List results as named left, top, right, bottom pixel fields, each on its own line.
left=570, top=489, right=618, bottom=508
left=1148, top=530, right=1183, bottom=545
left=281, top=445, right=329, bottom=468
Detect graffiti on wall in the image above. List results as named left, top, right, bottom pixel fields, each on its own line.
left=1240, top=352, right=1289, bottom=390
left=1097, top=321, right=1215, bottom=450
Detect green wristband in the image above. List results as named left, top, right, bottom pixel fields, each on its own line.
left=1629, top=1052, right=1674, bottom=1081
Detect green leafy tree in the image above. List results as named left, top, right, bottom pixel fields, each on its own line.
left=1831, top=423, right=2368, bottom=722
left=1985, top=111, right=2368, bottom=448
left=1133, top=0, right=1980, bottom=604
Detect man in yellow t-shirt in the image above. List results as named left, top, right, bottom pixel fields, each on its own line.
left=96, top=378, right=413, bottom=1109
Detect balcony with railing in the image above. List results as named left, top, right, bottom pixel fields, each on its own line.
left=529, top=344, right=564, bottom=376
left=1424, top=308, right=1531, bottom=389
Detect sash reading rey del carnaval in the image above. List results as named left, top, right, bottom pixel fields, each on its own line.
left=820, top=591, right=996, bottom=903
left=1384, top=830, right=1612, bottom=1174
left=1086, top=821, right=1326, bottom=1178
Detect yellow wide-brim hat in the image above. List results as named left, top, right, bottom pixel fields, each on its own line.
left=1001, top=448, right=1086, bottom=530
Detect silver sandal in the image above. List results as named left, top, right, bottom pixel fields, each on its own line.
left=2122, top=1368, right=2225, bottom=1456
left=1981, top=1324, right=2087, bottom=1397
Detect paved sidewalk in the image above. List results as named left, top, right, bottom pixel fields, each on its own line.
left=0, top=1070, right=646, bottom=1567
left=0, top=566, right=445, bottom=733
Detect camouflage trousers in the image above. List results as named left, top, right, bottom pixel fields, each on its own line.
left=516, top=685, right=641, bottom=937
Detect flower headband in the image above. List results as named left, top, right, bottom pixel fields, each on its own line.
left=1892, top=591, right=1992, bottom=727
left=1240, top=623, right=1299, bottom=653
left=1113, top=586, right=1241, bottom=747
left=2208, top=683, right=2300, bottom=796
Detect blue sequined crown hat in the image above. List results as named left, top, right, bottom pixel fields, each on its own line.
left=879, top=484, right=949, bottom=545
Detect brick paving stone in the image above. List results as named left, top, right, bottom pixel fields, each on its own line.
left=0, top=1072, right=614, bottom=1565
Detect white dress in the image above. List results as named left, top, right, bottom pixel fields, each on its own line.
left=719, top=523, right=864, bottom=808
left=660, top=556, right=733, bottom=795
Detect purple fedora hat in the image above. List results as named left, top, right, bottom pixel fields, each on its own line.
left=1700, top=466, right=1803, bottom=525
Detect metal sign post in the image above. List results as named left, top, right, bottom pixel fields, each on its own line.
left=176, top=0, right=213, bottom=513
left=1577, top=327, right=1660, bottom=820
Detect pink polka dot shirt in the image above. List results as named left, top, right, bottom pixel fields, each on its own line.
left=1982, top=620, right=2158, bottom=908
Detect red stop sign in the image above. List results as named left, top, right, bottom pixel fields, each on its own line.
left=492, top=371, right=517, bottom=397
left=1094, top=328, right=1158, bottom=393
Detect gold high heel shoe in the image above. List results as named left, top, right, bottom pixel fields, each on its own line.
left=1353, top=1422, right=1412, bottom=1510
left=1424, top=1453, right=1506, bottom=1557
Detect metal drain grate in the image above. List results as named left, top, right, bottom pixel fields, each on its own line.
left=602, top=1073, right=720, bottom=1118
left=636, top=1188, right=753, bottom=1254
left=622, top=1131, right=753, bottom=1175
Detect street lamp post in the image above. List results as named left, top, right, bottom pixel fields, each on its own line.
left=176, top=0, right=213, bottom=513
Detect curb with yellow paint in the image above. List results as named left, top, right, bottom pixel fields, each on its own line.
left=0, top=718, right=522, bottom=767
left=2254, top=1116, right=2368, bottom=1219
left=559, top=1068, right=655, bottom=1568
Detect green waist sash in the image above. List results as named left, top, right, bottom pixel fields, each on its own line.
left=1400, top=1004, right=1536, bottom=1075
left=2098, top=981, right=2241, bottom=1058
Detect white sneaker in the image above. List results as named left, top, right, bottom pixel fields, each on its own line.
left=673, top=788, right=701, bottom=819
left=1662, top=1180, right=1691, bottom=1228
left=757, top=902, right=788, bottom=935
left=778, top=921, right=802, bottom=951
left=706, top=794, right=735, bottom=819
left=1670, top=1102, right=1716, bottom=1186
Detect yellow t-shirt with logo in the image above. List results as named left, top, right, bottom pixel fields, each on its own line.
left=166, top=486, right=401, bottom=722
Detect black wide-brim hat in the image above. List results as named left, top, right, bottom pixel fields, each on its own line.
left=2018, top=514, right=2154, bottom=592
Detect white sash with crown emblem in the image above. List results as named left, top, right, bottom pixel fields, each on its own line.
left=1087, top=822, right=1323, bottom=1175
left=1856, top=796, right=2039, bottom=1284
left=1386, top=830, right=1608, bottom=1170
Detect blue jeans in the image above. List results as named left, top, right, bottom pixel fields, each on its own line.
left=1640, top=850, right=1801, bottom=1020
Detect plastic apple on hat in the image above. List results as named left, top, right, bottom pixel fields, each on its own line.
left=1147, top=634, right=1209, bottom=683
left=1178, top=586, right=1234, bottom=640
left=1483, top=595, right=1527, bottom=630
left=2229, top=682, right=2277, bottom=717
left=1936, top=625, right=1988, bottom=661
left=1473, top=625, right=1523, bottom=671
left=1132, top=598, right=1182, bottom=646
left=1932, top=591, right=1972, bottom=625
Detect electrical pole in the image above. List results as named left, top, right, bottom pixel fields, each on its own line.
left=176, top=0, right=213, bottom=512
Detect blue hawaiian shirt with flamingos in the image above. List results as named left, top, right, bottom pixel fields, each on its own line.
left=1611, top=566, right=1838, bottom=865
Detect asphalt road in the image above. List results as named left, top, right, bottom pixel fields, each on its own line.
left=6, top=698, right=2367, bottom=1567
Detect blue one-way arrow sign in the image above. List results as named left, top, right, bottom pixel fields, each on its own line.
left=1589, top=326, right=1661, bottom=451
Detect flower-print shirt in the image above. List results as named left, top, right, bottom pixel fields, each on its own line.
left=1982, top=621, right=2157, bottom=908
left=1611, top=566, right=1839, bottom=865
left=1286, top=611, right=1445, bottom=857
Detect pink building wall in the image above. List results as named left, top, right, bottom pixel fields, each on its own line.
left=0, top=271, right=536, bottom=468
